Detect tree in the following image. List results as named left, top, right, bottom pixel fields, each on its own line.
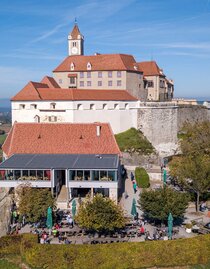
left=75, top=194, right=125, bottom=232
left=15, top=184, right=55, bottom=223
left=139, top=187, right=189, bottom=224
left=170, top=121, right=210, bottom=211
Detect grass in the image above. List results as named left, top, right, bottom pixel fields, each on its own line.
left=0, top=259, right=21, bottom=269
left=0, top=134, right=6, bottom=145
left=115, top=128, right=154, bottom=154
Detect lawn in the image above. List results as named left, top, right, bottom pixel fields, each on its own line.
left=0, top=259, right=21, bottom=269
left=115, top=127, right=154, bottom=154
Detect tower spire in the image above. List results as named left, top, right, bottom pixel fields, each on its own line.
left=68, top=22, right=84, bottom=56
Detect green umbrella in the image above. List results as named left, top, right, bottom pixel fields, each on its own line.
left=163, top=169, right=167, bottom=185
left=72, top=199, right=77, bottom=219
left=131, top=198, right=137, bottom=217
left=168, top=212, right=173, bottom=239
left=46, top=206, right=53, bottom=229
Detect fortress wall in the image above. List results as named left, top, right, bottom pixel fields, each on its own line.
left=137, top=104, right=178, bottom=155
left=137, top=103, right=209, bottom=156
left=177, top=105, right=208, bottom=131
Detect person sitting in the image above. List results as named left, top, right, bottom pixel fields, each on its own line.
left=52, top=227, right=58, bottom=237
left=139, top=225, right=145, bottom=235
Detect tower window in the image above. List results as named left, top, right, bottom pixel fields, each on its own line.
left=73, top=42, right=77, bottom=47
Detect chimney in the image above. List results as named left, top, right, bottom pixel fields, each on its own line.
left=96, top=125, right=101, bottom=137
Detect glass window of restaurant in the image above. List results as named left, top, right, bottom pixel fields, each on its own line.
left=14, top=170, right=21, bottom=180
left=37, top=170, right=43, bottom=180
left=108, top=171, right=116, bottom=181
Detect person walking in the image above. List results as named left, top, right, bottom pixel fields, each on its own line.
left=133, top=182, right=137, bottom=194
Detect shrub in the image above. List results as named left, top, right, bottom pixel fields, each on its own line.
left=135, top=167, right=150, bottom=188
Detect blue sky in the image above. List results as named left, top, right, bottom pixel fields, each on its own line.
left=0, top=0, right=210, bottom=100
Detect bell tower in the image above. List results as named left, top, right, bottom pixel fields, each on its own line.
left=68, top=20, right=84, bottom=56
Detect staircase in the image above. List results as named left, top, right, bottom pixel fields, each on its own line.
left=56, top=186, right=68, bottom=210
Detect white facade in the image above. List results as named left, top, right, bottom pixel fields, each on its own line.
left=12, top=100, right=138, bottom=134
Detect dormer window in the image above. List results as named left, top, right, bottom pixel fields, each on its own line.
left=70, top=62, right=75, bottom=70
left=87, top=62, right=92, bottom=70
left=50, top=103, right=56, bottom=109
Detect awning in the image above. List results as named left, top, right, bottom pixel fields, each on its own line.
left=0, top=154, right=119, bottom=170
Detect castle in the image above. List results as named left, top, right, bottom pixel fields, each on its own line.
left=0, top=23, right=208, bottom=204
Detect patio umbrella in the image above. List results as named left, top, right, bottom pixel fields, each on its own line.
left=72, top=199, right=77, bottom=219
left=163, top=169, right=167, bottom=185
left=168, top=212, right=173, bottom=239
left=131, top=198, right=137, bottom=217
left=46, top=206, right=53, bottom=229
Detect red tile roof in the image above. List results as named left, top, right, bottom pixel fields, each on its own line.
left=3, top=122, right=121, bottom=157
left=137, top=61, right=165, bottom=76
left=69, top=24, right=82, bottom=39
left=11, top=82, right=137, bottom=101
left=53, top=54, right=141, bottom=72
left=41, top=76, right=60, bottom=88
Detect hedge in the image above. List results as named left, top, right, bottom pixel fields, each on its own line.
left=0, top=234, right=210, bottom=268
left=135, top=167, right=150, bottom=188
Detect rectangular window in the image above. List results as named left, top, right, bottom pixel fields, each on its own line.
left=108, top=71, right=112, bottom=78
left=117, top=80, right=122, bottom=86
left=148, top=80, right=154, bottom=87
left=70, top=77, right=75, bottom=84
left=98, top=81, right=102, bottom=86
left=59, top=79, right=62, bottom=84
left=87, top=81, right=91, bottom=87
left=108, top=81, right=112, bottom=86
left=117, top=71, right=122, bottom=78
left=98, top=72, right=102, bottom=78
left=80, top=72, right=84, bottom=78
left=87, top=72, right=91, bottom=78
left=49, top=116, right=57, bottom=122
left=80, top=81, right=84, bottom=87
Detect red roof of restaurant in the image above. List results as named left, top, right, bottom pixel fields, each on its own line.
left=137, top=61, right=165, bottom=76
left=3, top=122, right=121, bottom=157
left=53, top=54, right=141, bottom=72
left=11, top=81, right=137, bottom=101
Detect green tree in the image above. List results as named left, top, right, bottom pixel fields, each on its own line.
left=15, top=184, right=55, bottom=223
left=75, top=194, right=125, bottom=232
left=139, top=187, right=189, bottom=223
left=170, top=121, right=210, bottom=211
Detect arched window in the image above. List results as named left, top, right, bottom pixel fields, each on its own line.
left=114, top=104, right=119, bottom=110
left=125, top=103, right=129, bottom=110
left=77, top=104, right=83, bottom=110
left=34, top=115, right=40, bottom=123
left=90, top=104, right=95, bottom=110
left=102, top=104, right=107, bottom=110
